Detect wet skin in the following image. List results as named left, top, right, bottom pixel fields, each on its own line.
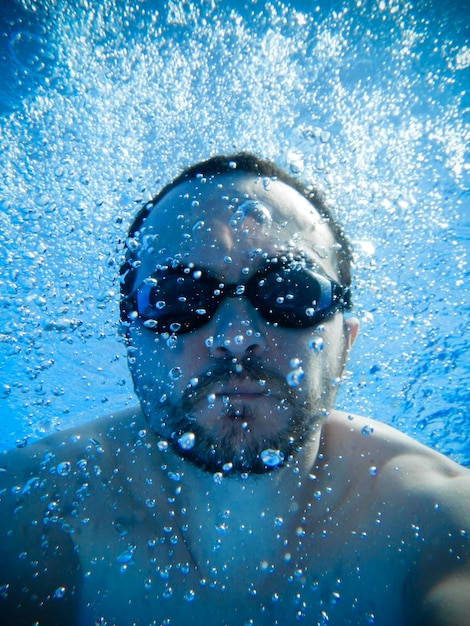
left=126, top=172, right=357, bottom=474
left=1, top=408, right=470, bottom=625
left=1, top=173, right=469, bottom=625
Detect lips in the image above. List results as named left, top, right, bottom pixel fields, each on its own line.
left=184, top=359, right=291, bottom=411
left=212, top=379, right=268, bottom=397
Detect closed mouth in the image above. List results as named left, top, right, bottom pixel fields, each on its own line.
left=216, top=388, right=266, bottom=396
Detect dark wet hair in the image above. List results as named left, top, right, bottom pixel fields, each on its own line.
left=119, top=152, right=353, bottom=307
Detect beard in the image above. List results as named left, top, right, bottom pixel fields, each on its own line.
left=140, top=355, right=329, bottom=476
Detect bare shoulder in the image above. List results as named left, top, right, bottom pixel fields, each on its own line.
left=0, top=406, right=144, bottom=625
left=325, top=410, right=470, bottom=511
left=325, top=411, right=470, bottom=626
left=0, top=406, right=147, bottom=494
left=0, top=405, right=146, bottom=533
left=326, top=409, right=469, bottom=474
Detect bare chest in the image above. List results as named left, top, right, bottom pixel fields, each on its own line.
left=73, top=506, right=411, bottom=626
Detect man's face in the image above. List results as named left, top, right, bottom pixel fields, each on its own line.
left=126, top=172, right=357, bottom=475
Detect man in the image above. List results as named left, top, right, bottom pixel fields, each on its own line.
left=1, top=153, right=469, bottom=625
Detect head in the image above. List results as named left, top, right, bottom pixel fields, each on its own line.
left=120, top=153, right=358, bottom=475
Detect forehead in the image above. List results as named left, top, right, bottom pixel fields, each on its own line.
left=133, top=172, right=340, bottom=280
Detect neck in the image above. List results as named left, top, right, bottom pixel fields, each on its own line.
left=149, top=428, right=326, bottom=577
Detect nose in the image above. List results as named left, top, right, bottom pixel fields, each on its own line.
left=208, top=298, right=267, bottom=359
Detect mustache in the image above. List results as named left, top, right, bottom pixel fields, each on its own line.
left=181, top=355, right=295, bottom=409
left=142, top=355, right=325, bottom=475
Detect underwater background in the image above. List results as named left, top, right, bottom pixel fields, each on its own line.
left=0, top=0, right=468, bottom=465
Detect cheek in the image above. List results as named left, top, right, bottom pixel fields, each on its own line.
left=267, top=328, right=323, bottom=367
left=278, top=323, right=344, bottom=384
left=127, top=328, right=206, bottom=395
left=303, top=321, right=347, bottom=381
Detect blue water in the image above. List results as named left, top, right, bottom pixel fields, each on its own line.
left=0, top=0, right=468, bottom=466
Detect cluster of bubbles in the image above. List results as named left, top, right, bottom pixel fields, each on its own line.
left=0, top=0, right=468, bottom=465
left=287, top=357, right=305, bottom=388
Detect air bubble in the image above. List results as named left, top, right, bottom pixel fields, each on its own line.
left=286, top=367, right=304, bottom=387
left=213, top=472, right=223, bottom=484
left=192, top=220, right=205, bottom=232
left=143, top=276, right=158, bottom=286
left=53, top=586, right=66, bottom=599
left=167, top=335, right=178, bottom=349
left=116, top=545, right=135, bottom=564
left=184, top=589, right=196, bottom=602
left=56, top=461, right=71, bottom=476
left=1, top=384, right=11, bottom=399
left=309, top=337, right=324, bottom=353
left=126, top=237, right=139, bottom=251
left=228, top=200, right=272, bottom=232
left=260, top=449, right=285, bottom=467
left=169, top=367, right=182, bottom=381
left=143, top=319, right=158, bottom=329
left=361, top=425, right=374, bottom=437
left=178, top=432, right=196, bottom=450
left=21, top=476, right=40, bottom=494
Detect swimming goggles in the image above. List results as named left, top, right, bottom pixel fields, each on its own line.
left=125, top=257, right=351, bottom=335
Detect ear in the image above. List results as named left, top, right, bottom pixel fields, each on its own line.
left=344, top=316, right=359, bottom=350
left=337, top=316, right=359, bottom=380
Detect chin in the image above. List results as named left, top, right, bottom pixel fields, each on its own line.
left=141, top=384, right=324, bottom=475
